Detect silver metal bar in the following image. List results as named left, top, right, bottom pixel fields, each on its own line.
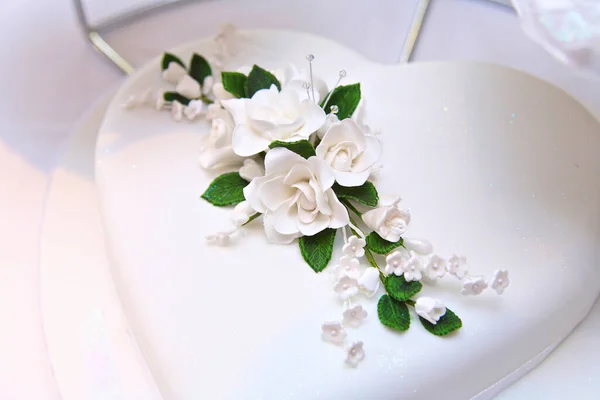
left=400, top=0, right=514, bottom=64
left=399, top=0, right=431, bottom=63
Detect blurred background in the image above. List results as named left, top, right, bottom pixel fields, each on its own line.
left=1, top=0, right=599, bottom=399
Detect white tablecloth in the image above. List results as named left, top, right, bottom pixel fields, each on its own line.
left=1, top=0, right=598, bottom=398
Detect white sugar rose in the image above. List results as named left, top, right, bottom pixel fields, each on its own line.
left=221, top=86, right=326, bottom=157
left=243, top=148, right=349, bottom=244
left=361, top=196, right=410, bottom=242
left=316, top=119, right=381, bottom=187
left=280, top=64, right=328, bottom=103
left=198, top=107, right=243, bottom=169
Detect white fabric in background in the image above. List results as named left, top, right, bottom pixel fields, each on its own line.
left=513, top=0, right=600, bottom=76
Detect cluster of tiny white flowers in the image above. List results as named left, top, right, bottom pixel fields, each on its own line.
left=121, top=86, right=210, bottom=122
left=383, top=246, right=510, bottom=296
left=321, top=230, right=378, bottom=368
left=123, top=24, right=238, bottom=123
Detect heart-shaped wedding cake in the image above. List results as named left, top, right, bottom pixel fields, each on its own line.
left=95, top=29, right=600, bottom=399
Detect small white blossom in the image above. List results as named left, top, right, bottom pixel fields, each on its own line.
left=162, top=61, right=187, bottom=84
left=231, top=201, right=255, bottom=227
left=333, top=276, right=359, bottom=300
left=342, top=305, right=368, bottom=328
left=171, top=100, right=184, bottom=121
left=333, top=256, right=360, bottom=279
left=357, top=267, right=380, bottom=297
left=415, top=297, right=446, bottom=325
left=384, top=249, right=410, bottom=275
left=184, top=100, right=205, bottom=120
left=342, top=236, right=366, bottom=258
left=345, top=341, right=365, bottom=367
left=403, top=256, right=423, bottom=282
left=447, top=255, right=469, bottom=279
left=490, top=269, right=509, bottom=295
left=176, top=74, right=201, bottom=99
left=155, top=90, right=166, bottom=110
left=239, top=158, right=265, bottom=181
left=462, top=276, right=488, bottom=296
left=205, top=232, right=230, bottom=246
left=423, top=255, right=447, bottom=281
left=321, top=322, right=346, bottom=344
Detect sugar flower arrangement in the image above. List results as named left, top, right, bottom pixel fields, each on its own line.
left=124, top=27, right=509, bottom=368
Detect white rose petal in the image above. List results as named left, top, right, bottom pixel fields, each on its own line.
left=176, top=74, right=202, bottom=99
left=316, top=119, right=382, bottom=187
left=490, top=269, right=509, bottom=295
left=243, top=148, right=349, bottom=244
left=358, top=267, right=381, bottom=297
left=162, top=61, right=187, bottom=84
left=362, top=199, right=410, bottom=243
left=415, top=297, right=446, bottom=325
left=462, top=276, right=488, bottom=296
left=231, top=201, right=255, bottom=227
left=198, top=107, right=243, bottom=169
left=281, top=63, right=328, bottom=103
left=222, top=86, right=326, bottom=157
left=317, top=113, right=340, bottom=139
left=342, top=305, right=368, bottom=328
left=239, top=158, right=265, bottom=181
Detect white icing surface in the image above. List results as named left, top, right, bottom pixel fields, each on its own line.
left=95, top=30, right=600, bottom=399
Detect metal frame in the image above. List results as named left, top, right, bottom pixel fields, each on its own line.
left=73, top=0, right=513, bottom=73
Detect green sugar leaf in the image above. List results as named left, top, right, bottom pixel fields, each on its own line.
left=163, top=92, right=191, bottom=105
left=161, top=52, right=185, bottom=70
left=377, top=294, right=410, bottom=331
left=420, top=308, right=463, bottom=336
left=221, top=71, right=248, bottom=98
left=189, top=53, right=212, bottom=85
left=384, top=275, right=422, bottom=302
left=321, top=83, right=361, bottom=120
left=333, top=181, right=379, bottom=207
left=299, top=228, right=337, bottom=273
left=201, top=172, right=248, bottom=207
left=365, top=232, right=404, bottom=255
left=246, top=65, right=281, bottom=98
left=269, top=140, right=316, bottom=159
